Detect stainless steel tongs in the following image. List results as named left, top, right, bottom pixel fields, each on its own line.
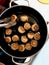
left=0, top=19, right=16, bottom=28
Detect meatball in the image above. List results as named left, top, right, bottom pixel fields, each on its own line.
left=18, top=26, right=25, bottom=34
left=21, top=35, right=28, bottom=43
left=0, top=62, right=5, bottom=65
left=25, top=43, right=32, bottom=50
left=24, top=23, right=31, bottom=30
left=5, top=36, right=11, bottom=43
left=12, top=35, right=19, bottom=42
left=27, top=32, right=34, bottom=39
left=20, top=15, right=28, bottom=22
left=18, top=44, right=25, bottom=52
left=31, top=23, right=39, bottom=31
left=11, top=43, right=19, bottom=50
left=5, top=29, right=12, bottom=35
left=11, top=14, right=17, bottom=21
left=34, top=32, right=41, bottom=40
left=31, top=40, right=38, bottom=47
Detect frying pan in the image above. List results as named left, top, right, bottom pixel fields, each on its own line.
left=0, top=0, right=49, bottom=65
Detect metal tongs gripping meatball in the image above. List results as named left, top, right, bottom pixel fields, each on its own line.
left=0, top=15, right=17, bottom=28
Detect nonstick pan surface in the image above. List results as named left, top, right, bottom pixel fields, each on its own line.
left=0, top=6, right=47, bottom=58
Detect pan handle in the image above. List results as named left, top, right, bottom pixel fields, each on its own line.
left=12, top=57, right=32, bottom=65
left=9, top=0, right=29, bottom=8
left=9, top=0, right=15, bottom=8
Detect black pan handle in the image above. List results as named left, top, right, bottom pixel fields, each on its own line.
left=9, top=0, right=29, bottom=8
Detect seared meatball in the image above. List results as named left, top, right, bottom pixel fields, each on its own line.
left=0, top=62, right=5, bottom=65
left=11, top=14, right=17, bottom=21
left=20, top=15, right=28, bottom=22
left=18, top=26, right=25, bottom=34
left=12, top=35, right=19, bottom=42
left=5, top=36, right=11, bottom=43
left=24, top=23, right=31, bottom=30
left=27, top=32, right=34, bottom=39
left=21, top=35, right=28, bottom=43
left=5, top=29, right=12, bottom=35
left=25, top=43, right=32, bottom=50
left=31, top=40, right=38, bottom=47
left=31, top=23, right=39, bottom=31
left=34, top=32, right=41, bottom=40
left=18, top=44, right=25, bottom=52
left=11, top=43, right=19, bottom=50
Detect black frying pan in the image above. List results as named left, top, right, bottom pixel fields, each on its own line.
left=0, top=6, right=47, bottom=59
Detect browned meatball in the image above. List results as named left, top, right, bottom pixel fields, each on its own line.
left=18, top=26, right=25, bottom=34
left=31, top=40, right=38, bottom=47
left=21, top=35, right=28, bottom=43
left=27, top=32, right=34, bottom=39
left=20, top=15, right=28, bottom=22
left=12, top=35, right=19, bottom=42
left=25, top=43, right=32, bottom=50
left=24, top=23, right=31, bottom=30
left=5, top=29, right=12, bottom=35
left=31, top=23, right=39, bottom=31
left=5, top=37, right=11, bottom=43
left=11, top=14, right=17, bottom=21
left=0, top=62, right=5, bottom=65
left=18, top=44, right=25, bottom=52
left=11, top=43, right=19, bottom=50
left=34, top=32, right=41, bottom=40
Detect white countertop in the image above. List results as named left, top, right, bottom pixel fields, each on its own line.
left=14, top=0, right=49, bottom=65
left=32, top=39, right=49, bottom=65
